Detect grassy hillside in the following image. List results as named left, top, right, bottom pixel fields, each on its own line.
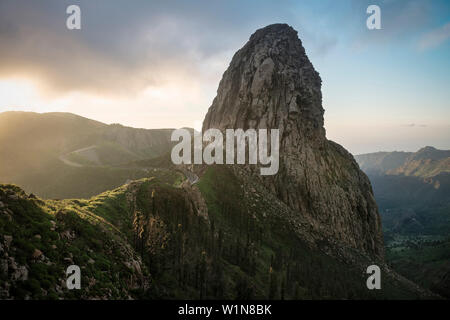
left=385, top=235, right=450, bottom=298
left=0, top=111, right=175, bottom=199
left=0, top=183, right=149, bottom=299
left=0, top=166, right=436, bottom=299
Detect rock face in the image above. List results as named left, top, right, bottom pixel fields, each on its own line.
left=203, top=24, right=383, bottom=258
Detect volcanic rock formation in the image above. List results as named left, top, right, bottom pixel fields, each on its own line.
left=203, top=24, right=383, bottom=258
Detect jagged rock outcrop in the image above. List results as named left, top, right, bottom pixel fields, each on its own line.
left=203, top=24, right=383, bottom=258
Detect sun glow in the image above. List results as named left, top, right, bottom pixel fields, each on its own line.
left=0, top=78, right=42, bottom=111
left=0, top=75, right=214, bottom=130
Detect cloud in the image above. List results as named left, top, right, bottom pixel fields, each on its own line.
left=418, top=22, right=450, bottom=50
left=402, top=123, right=428, bottom=127
left=0, top=1, right=262, bottom=96
left=0, top=0, right=342, bottom=98
left=0, top=1, right=237, bottom=96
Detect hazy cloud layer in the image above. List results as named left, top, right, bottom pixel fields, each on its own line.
left=0, top=0, right=354, bottom=97
left=0, top=0, right=290, bottom=95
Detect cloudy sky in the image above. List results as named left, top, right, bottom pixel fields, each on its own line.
left=0, top=0, right=449, bottom=154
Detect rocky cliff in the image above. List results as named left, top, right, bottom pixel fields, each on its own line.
left=203, top=24, right=383, bottom=258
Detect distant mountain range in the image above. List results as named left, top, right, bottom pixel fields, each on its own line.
left=0, top=111, right=176, bottom=198
left=355, top=147, right=450, bottom=210
left=356, top=146, right=450, bottom=178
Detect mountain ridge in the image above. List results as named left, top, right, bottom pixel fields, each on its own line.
left=0, top=111, right=177, bottom=198
left=355, top=147, right=450, bottom=178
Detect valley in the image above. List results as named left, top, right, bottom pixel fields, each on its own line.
left=355, top=147, right=450, bottom=298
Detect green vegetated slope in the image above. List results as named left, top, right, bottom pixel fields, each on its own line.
left=0, top=169, right=183, bottom=299
left=0, top=166, right=433, bottom=299
left=355, top=147, right=450, bottom=298
left=385, top=235, right=450, bottom=298
left=0, top=111, right=175, bottom=199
